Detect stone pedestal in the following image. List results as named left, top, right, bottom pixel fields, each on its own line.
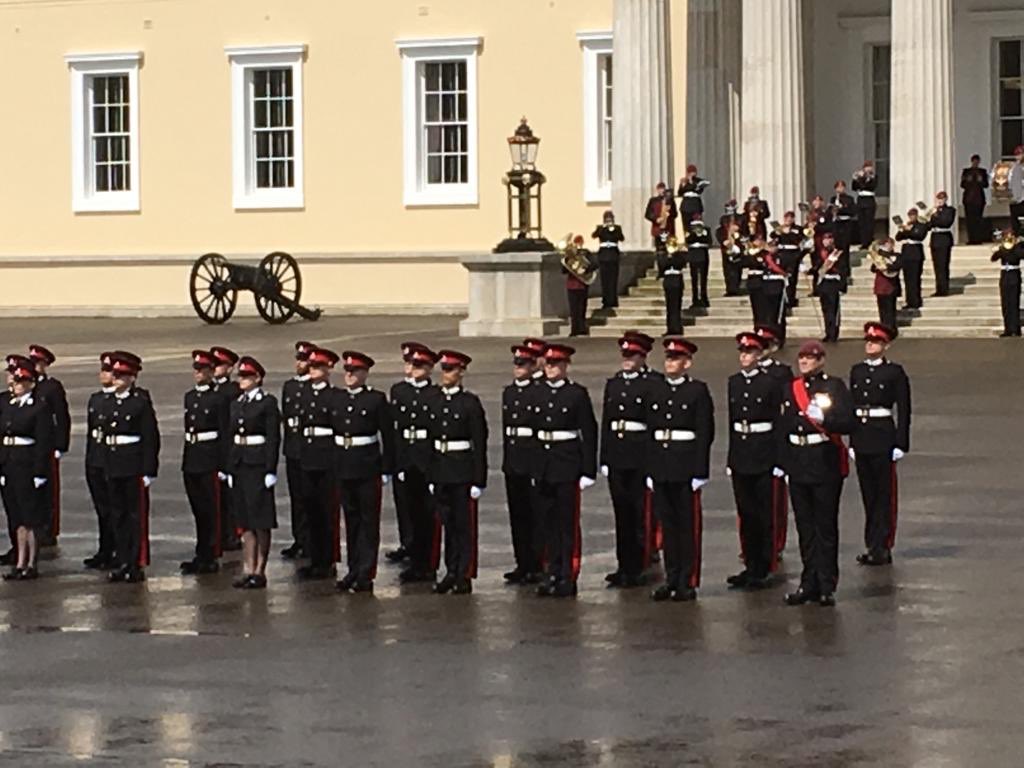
left=458, top=252, right=566, bottom=337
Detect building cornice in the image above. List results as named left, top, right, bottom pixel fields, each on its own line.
left=0, top=251, right=474, bottom=269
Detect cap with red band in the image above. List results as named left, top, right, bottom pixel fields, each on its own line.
left=736, top=332, right=765, bottom=351
left=308, top=348, right=339, bottom=368
left=754, top=325, right=781, bottom=344
left=113, top=350, right=143, bottom=372
left=438, top=349, right=472, bottom=368
left=663, top=337, right=698, bottom=357
left=237, top=356, right=266, bottom=379
left=522, top=338, right=547, bottom=355
left=28, top=345, right=56, bottom=365
left=798, top=340, right=826, bottom=358
left=543, top=343, right=576, bottom=362
left=342, top=351, right=375, bottom=370
left=210, top=346, right=239, bottom=366
left=294, top=341, right=316, bottom=360
left=100, top=351, right=115, bottom=371
left=618, top=330, right=654, bottom=356
left=6, top=354, right=32, bottom=372
left=111, top=352, right=142, bottom=376
left=863, top=322, right=896, bottom=343
left=192, top=349, right=216, bottom=369
left=10, top=361, right=37, bottom=381
left=407, top=345, right=439, bottom=367
left=510, top=344, right=539, bottom=360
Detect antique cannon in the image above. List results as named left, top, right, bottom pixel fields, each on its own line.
left=189, top=251, right=322, bottom=325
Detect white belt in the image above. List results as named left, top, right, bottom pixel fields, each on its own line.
left=777, top=244, right=800, bottom=250
left=1, top=436, right=35, bottom=446
left=302, top=426, right=333, bottom=437
left=610, top=420, right=647, bottom=432
left=764, top=274, right=787, bottom=281
left=747, top=269, right=764, bottom=276
left=599, top=242, right=619, bottom=249
left=402, top=428, right=428, bottom=440
left=505, top=426, right=533, bottom=437
left=106, top=435, right=141, bottom=446
left=789, top=433, right=827, bottom=446
left=662, top=269, right=683, bottom=276
left=653, top=429, right=696, bottom=442
left=822, top=274, right=843, bottom=281
left=683, top=192, right=701, bottom=198
left=837, top=216, right=854, bottom=221
left=434, top=439, right=472, bottom=453
left=855, top=407, right=892, bottom=418
left=1002, top=264, right=1021, bottom=271
left=234, top=435, right=266, bottom=445
left=931, top=228, right=953, bottom=234
left=334, top=434, right=378, bottom=448
left=732, top=421, right=773, bottom=434
left=858, top=191, right=876, bottom=197
left=537, top=430, right=579, bottom=442
left=184, top=430, right=219, bottom=444
left=903, top=240, right=923, bottom=246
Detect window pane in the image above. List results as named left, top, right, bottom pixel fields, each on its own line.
left=444, top=155, right=459, bottom=183
left=425, top=94, right=439, bottom=122
left=1001, top=83, right=1023, bottom=118
left=441, top=94, right=456, bottom=121
left=427, top=155, right=442, bottom=184
left=441, top=62, right=458, bottom=91
left=255, top=132, right=270, bottom=159
left=459, top=125, right=468, bottom=154
left=110, top=138, right=123, bottom=161
left=1000, top=41, right=1022, bottom=78
left=1002, top=119, right=1024, bottom=156
left=425, top=62, right=439, bottom=89
left=460, top=155, right=468, bottom=183
left=95, top=165, right=109, bottom=192
left=270, top=99, right=284, bottom=128
left=109, top=106, right=122, bottom=133
left=94, top=137, right=109, bottom=162
left=427, top=126, right=442, bottom=153
left=443, top=125, right=458, bottom=152
left=110, top=164, right=125, bottom=191
left=254, top=70, right=268, bottom=94
left=457, top=93, right=467, bottom=121
left=419, top=59, right=470, bottom=187
left=92, top=106, right=106, bottom=133
left=256, top=160, right=270, bottom=188
left=254, top=99, right=268, bottom=128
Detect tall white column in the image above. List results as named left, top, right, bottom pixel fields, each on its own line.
left=739, top=0, right=807, bottom=215
left=686, top=0, right=741, bottom=217
left=612, top=0, right=674, bottom=249
left=889, top=0, right=955, bottom=234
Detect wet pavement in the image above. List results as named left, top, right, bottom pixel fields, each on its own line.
left=0, top=316, right=1021, bottom=766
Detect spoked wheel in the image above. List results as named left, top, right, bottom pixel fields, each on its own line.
left=190, top=253, right=238, bottom=324
left=255, top=251, right=302, bottom=324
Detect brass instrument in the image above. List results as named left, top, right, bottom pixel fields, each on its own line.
left=689, top=221, right=708, bottom=238
left=867, top=240, right=900, bottom=278
left=656, top=199, right=672, bottom=231
left=914, top=201, right=935, bottom=223
left=992, top=161, right=1013, bottom=201
left=557, top=233, right=598, bottom=285
left=665, top=234, right=688, bottom=254
left=993, top=229, right=1020, bottom=255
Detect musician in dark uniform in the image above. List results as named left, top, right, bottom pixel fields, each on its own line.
left=501, top=343, right=542, bottom=585
left=104, top=353, right=160, bottom=584
left=961, top=154, right=989, bottom=244
left=180, top=349, right=230, bottom=575
left=895, top=207, right=928, bottom=312
left=717, top=200, right=744, bottom=296
left=754, top=325, right=794, bottom=563
left=726, top=332, right=782, bottom=589
left=28, top=345, right=69, bottom=547
left=296, top=347, right=340, bottom=580
left=810, top=231, right=846, bottom=343
left=771, top=210, right=806, bottom=310
left=391, top=343, right=441, bottom=584
left=83, top=352, right=117, bottom=569
left=743, top=186, right=770, bottom=225
left=562, top=234, right=594, bottom=337
left=332, top=351, right=393, bottom=594
left=806, top=194, right=832, bottom=253
left=644, top=182, right=677, bottom=246
left=647, top=338, right=714, bottom=602
left=927, top=190, right=956, bottom=297
left=992, top=230, right=1024, bottom=337
left=829, top=180, right=856, bottom=277
left=852, top=160, right=878, bottom=247
left=656, top=236, right=686, bottom=335
left=778, top=341, right=855, bottom=606
left=850, top=323, right=911, bottom=567
left=592, top=210, right=625, bottom=310
left=426, top=350, right=488, bottom=595
left=871, top=237, right=903, bottom=333
left=529, top=343, right=597, bottom=598
left=742, top=237, right=768, bottom=327
left=600, top=332, right=660, bottom=588
left=686, top=212, right=713, bottom=311
left=226, top=356, right=281, bottom=589
left=677, top=164, right=709, bottom=221
left=0, top=358, right=54, bottom=580
left=280, top=340, right=315, bottom=560
left=761, top=243, right=793, bottom=347
left=211, top=346, right=242, bottom=551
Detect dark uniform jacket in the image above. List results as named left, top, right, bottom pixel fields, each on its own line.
left=992, top=241, right=1024, bottom=268
left=657, top=247, right=687, bottom=278
left=853, top=172, right=878, bottom=208
left=330, top=385, right=393, bottom=480
left=600, top=368, right=663, bottom=471
left=390, top=379, right=436, bottom=473
left=426, top=385, right=488, bottom=487
left=213, top=377, right=241, bottom=402
left=778, top=373, right=855, bottom=484
left=772, top=229, right=805, bottom=263
left=227, top=389, right=281, bottom=474
left=645, top=375, right=714, bottom=483
left=0, top=393, right=54, bottom=476
left=961, top=167, right=989, bottom=207
left=830, top=193, right=856, bottom=225
left=297, top=381, right=335, bottom=471
left=743, top=197, right=770, bottom=223
left=85, top=387, right=116, bottom=470
left=181, top=384, right=229, bottom=474
left=727, top=368, right=781, bottom=475
left=103, top=387, right=160, bottom=479
left=501, top=378, right=538, bottom=476
left=927, top=205, right=956, bottom=246
left=849, top=360, right=911, bottom=455
left=811, top=248, right=847, bottom=295
left=592, top=224, right=625, bottom=260
left=685, top=223, right=713, bottom=265
left=896, top=221, right=929, bottom=257
left=759, top=357, right=794, bottom=394
left=678, top=177, right=709, bottom=217
left=35, top=374, right=70, bottom=454
left=528, top=379, right=598, bottom=483
left=281, top=375, right=310, bottom=461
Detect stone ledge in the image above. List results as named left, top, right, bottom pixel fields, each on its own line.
left=0, top=303, right=467, bottom=319
left=0, top=251, right=473, bottom=269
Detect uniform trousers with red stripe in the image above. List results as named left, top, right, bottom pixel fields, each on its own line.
left=855, top=453, right=898, bottom=554
left=109, top=476, right=150, bottom=568
left=433, top=483, right=478, bottom=581
left=183, top=471, right=221, bottom=563
left=789, top=478, right=842, bottom=594
left=301, top=468, right=339, bottom=569
left=535, top=480, right=581, bottom=584
left=652, top=481, right=702, bottom=589
left=608, top=468, right=647, bottom=577
left=731, top=471, right=774, bottom=578
left=397, top=466, right=438, bottom=574
left=339, top=476, right=382, bottom=581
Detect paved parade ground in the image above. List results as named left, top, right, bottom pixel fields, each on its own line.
left=0, top=316, right=1021, bottom=767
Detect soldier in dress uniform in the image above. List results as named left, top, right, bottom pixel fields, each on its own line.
left=425, top=350, right=488, bottom=595
left=961, top=154, right=989, bottom=245
left=104, top=353, right=160, bottom=584
left=850, top=323, right=911, bottom=567
left=677, top=164, right=710, bottom=221
left=592, top=211, right=625, bottom=310
left=501, top=343, right=543, bottom=585
left=829, top=180, right=856, bottom=277
left=332, top=351, right=393, bottom=594
left=646, top=338, right=714, bottom=602
left=927, top=191, right=957, bottom=297
left=210, top=346, right=242, bottom=552
left=760, top=243, right=791, bottom=346
left=226, top=356, right=281, bottom=589
left=871, top=237, right=903, bottom=333
left=771, top=210, right=806, bottom=310
left=600, top=331, right=661, bottom=588
left=28, top=345, right=69, bottom=547
left=83, top=352, right=117, bottom=569
left=895, top=207, right=928, bottom=312
left=810, top=231, right=846, bottom=343
left=742, top=236, right=768, bottom=327
left=717, top=200, right=744, bottom=297
left=754, top=325, right=794, bottom=563
left=644, top=182, right=677, bottom=246
left=852, top=160, right=878, bottom=247
left=281, top=340, right=315, bottom=560
left=0, top=358, right=54, bottom=580
left=778, top=341, right=855, bottom=607
left=686, top=213, right=713, bottom=311
left=656, top=236, right=687, bottom=335
left=992, top=230, right=1024, bottom=337
left=726, top=332, right=782, bottom=589
left=530, top=343, right=597, bottom=598
left=391, top=343, right=442, bottom=584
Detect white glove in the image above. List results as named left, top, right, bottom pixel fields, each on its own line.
left=806, top=403, right=824, bottom=423
left=264, top=473, right=277, bottom=489
left=428, top=483, right=435, bottom=495
left=848, top=447, right=856, bottom=461
left=725, top=466, right=733, bottom=477
left=33, top=477, right=47, bottom=489
left=600, top=465, right=609, bottom=478
left=225, top=475, right=233, bottom=489
left=217, top=471, right=227, bottom=482
left=470, top=486, right=483, bottom=499
left=691, top=478, right=709, bottom=492
left=645, top=476, right=654, bottom=491
left=381, top=474, right=392, bottom=485
left=397, top=471, right=406, bottom=482
left=142, top=476, right=153, bottom=488
left=579, top=476, right=596, bottom=491
left=0, top=476, right=4, bottom=487
left=772, top=467, right=786, bottom=478
left=54, top=450, right=62, bottom=460
left=892, top=448, right=905, bottom=462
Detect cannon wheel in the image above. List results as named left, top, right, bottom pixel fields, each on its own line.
left=255, top=251, right=302, bottom=324
left=190, top=253, right=238, bottom=325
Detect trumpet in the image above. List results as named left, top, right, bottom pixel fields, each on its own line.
left=993, top=230, right=1020, bottom=255
left=557, top=232, right=598, bottom=286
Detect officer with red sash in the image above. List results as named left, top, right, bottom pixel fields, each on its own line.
left=754, top=325, right=793, bottom=563
left=779, top=340, right=855, bottom=606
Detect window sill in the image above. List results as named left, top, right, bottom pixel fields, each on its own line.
left=583, top=184, right=612, bottom=204
left=404, top=186, right=478, bottom=207
left=72, top=193, right=140, bottom=214
left=233, top=190, right=305, bottom=211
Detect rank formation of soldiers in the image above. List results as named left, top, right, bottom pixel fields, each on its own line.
left=0, top=328, right=910, bottom=606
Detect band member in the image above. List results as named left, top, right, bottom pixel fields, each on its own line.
left=871, top=237, right=903, bottom=333
left=927, top=191, right=956, bottom=297
left=895, top=207, right=928, bottom=312
left=656, top=236, right=686, bottom=335
left=1008, top=145, right=1024, bottom=235
left=104, top=352, right=160, bottom=584
left=771, top=210, right=805, bottom=309
left=677, top=164, right=710, bottom=221
left=392, top=343, right=441, bottom=584
left=754, top=325, right=793, bottom=562
left=227, top=357, right=280, bottom=589
left=562, top=234, right=594, bottom=337
left=742, top=201, right=768, bottom=242
left=296, top=347, right=340, bottom=580
left=829, top=180, right=856, bottom=277
left=743, top=186, right=770, bottom=225
left=502, top=344, right=542, bottom=584
left=961, top=154, right=989, bottom=244
left=761, top=244, right=790, bottom=346
left=992, top=230, right=1023, bottom=337
left=742, top=237, right=768, bottom=326
left=592, top=211, right=625, bottom=309
left=852, top=160, right=878, bottom=247
left=530, top=343, right=597, bottom=598
left=686, top=212, right=713, bottom=311
left=647, top=338, right=714, bottom=602
left=332, top=351, right=392, bottom=594
left=717, top=200, right=744, bottom=296
left=211, top=346, right=242, bottom=552
left=600, top=332, right=660, bottom=588
left=810, top=231, right=846, bottom=343
left=180, top=349, right=229, bottom=575
left=83, top=353, right=117, bottom=569
left=726, top=332, right=782, bottom=589
left=427, top=350, right=488, bottom=595
left=28, top=345, right=69, bottom=547
left=644, top=182, right=677, bottom=245
left=0, top=358, right=54, bottom=580
left=779, top=341, right=855, bottom=606
left=281, top=340, right=314, bottom=560
left=806, top=194, right=831, bottom=253
left=850, top=323, right=911, bottom=567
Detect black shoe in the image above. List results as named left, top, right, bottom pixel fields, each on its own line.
left=385, top=546, right=410, bottom=563
left=727, top=570, right=751, bottom=588
left=450, top=579, right=472, bottom=595
left=108, top=566, right=128, bottom=583
left=523, top=571, right=543, bottom=584
left=1000, top=332, right=1014, bottom=338
left=650, top=584, right=673, bottom=602
left=244, top=574, right=268, bottom=590
left=503, top=568, right=526, bottom=584
left=856, top=551, right=893, bottom=566
left=2, top=567, right=22, bottom=581
left=552, top=580, right=577, bottom=598
left=232, top=575, right=252, bottom=588
left=0, top=549, right=15, bottom=566
left=819, top=592, right=836, bottom=607
left=280, top=543, right=304, bottom=560
left=536, top=581, right=555, bottom=597
left=179, top=559, right=199, bottom=574
left=619, top=573, right=647, bottom=588
left=16, top=566, right=38, bottom=580
left=297, top=565, right=334, bottom=581
left=672, top=587, right=697, bottom=602
left=604, top=570, right=623, bottom=585
left=351, top=579, right=374, bottom=594
left=336, top=573, right=357, bottom=592
left=745, top=574, right=771, bottom=590
left=83, top=553, right=112, bottom=570
left=434, top=574, right=456, bottom=594
left=399, top=567, right=435, bottom=584
left=784, top=588, right=817, bottom=606
left=124, top=567, right=145, bottom=583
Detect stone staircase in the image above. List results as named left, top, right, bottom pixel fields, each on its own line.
left=567, top=245, right=1005, bottom=339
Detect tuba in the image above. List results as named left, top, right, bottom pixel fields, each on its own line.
left=868, top=240, right=900, bottom=278
left=557, top=233, right=598, bottom=285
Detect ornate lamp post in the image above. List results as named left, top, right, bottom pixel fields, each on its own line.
left=494, top=118, right=554, bottom=253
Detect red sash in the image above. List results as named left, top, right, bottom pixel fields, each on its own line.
left=791, top=379, right=849, bottom=477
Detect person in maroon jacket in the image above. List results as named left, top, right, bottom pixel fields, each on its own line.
left=871, top=237, right=903, bottom=334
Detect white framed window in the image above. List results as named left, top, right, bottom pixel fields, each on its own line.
left=578, top=32, right=613, bottom=203
left=865, top=44, right=891, bottom=196
left=65, top=52, right=141, bottom=213
left=396, top=37, right=481, bottom=207
left=225, top=45, right=306, bottom=210
left=997, top=39, right=1024, bottom=159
